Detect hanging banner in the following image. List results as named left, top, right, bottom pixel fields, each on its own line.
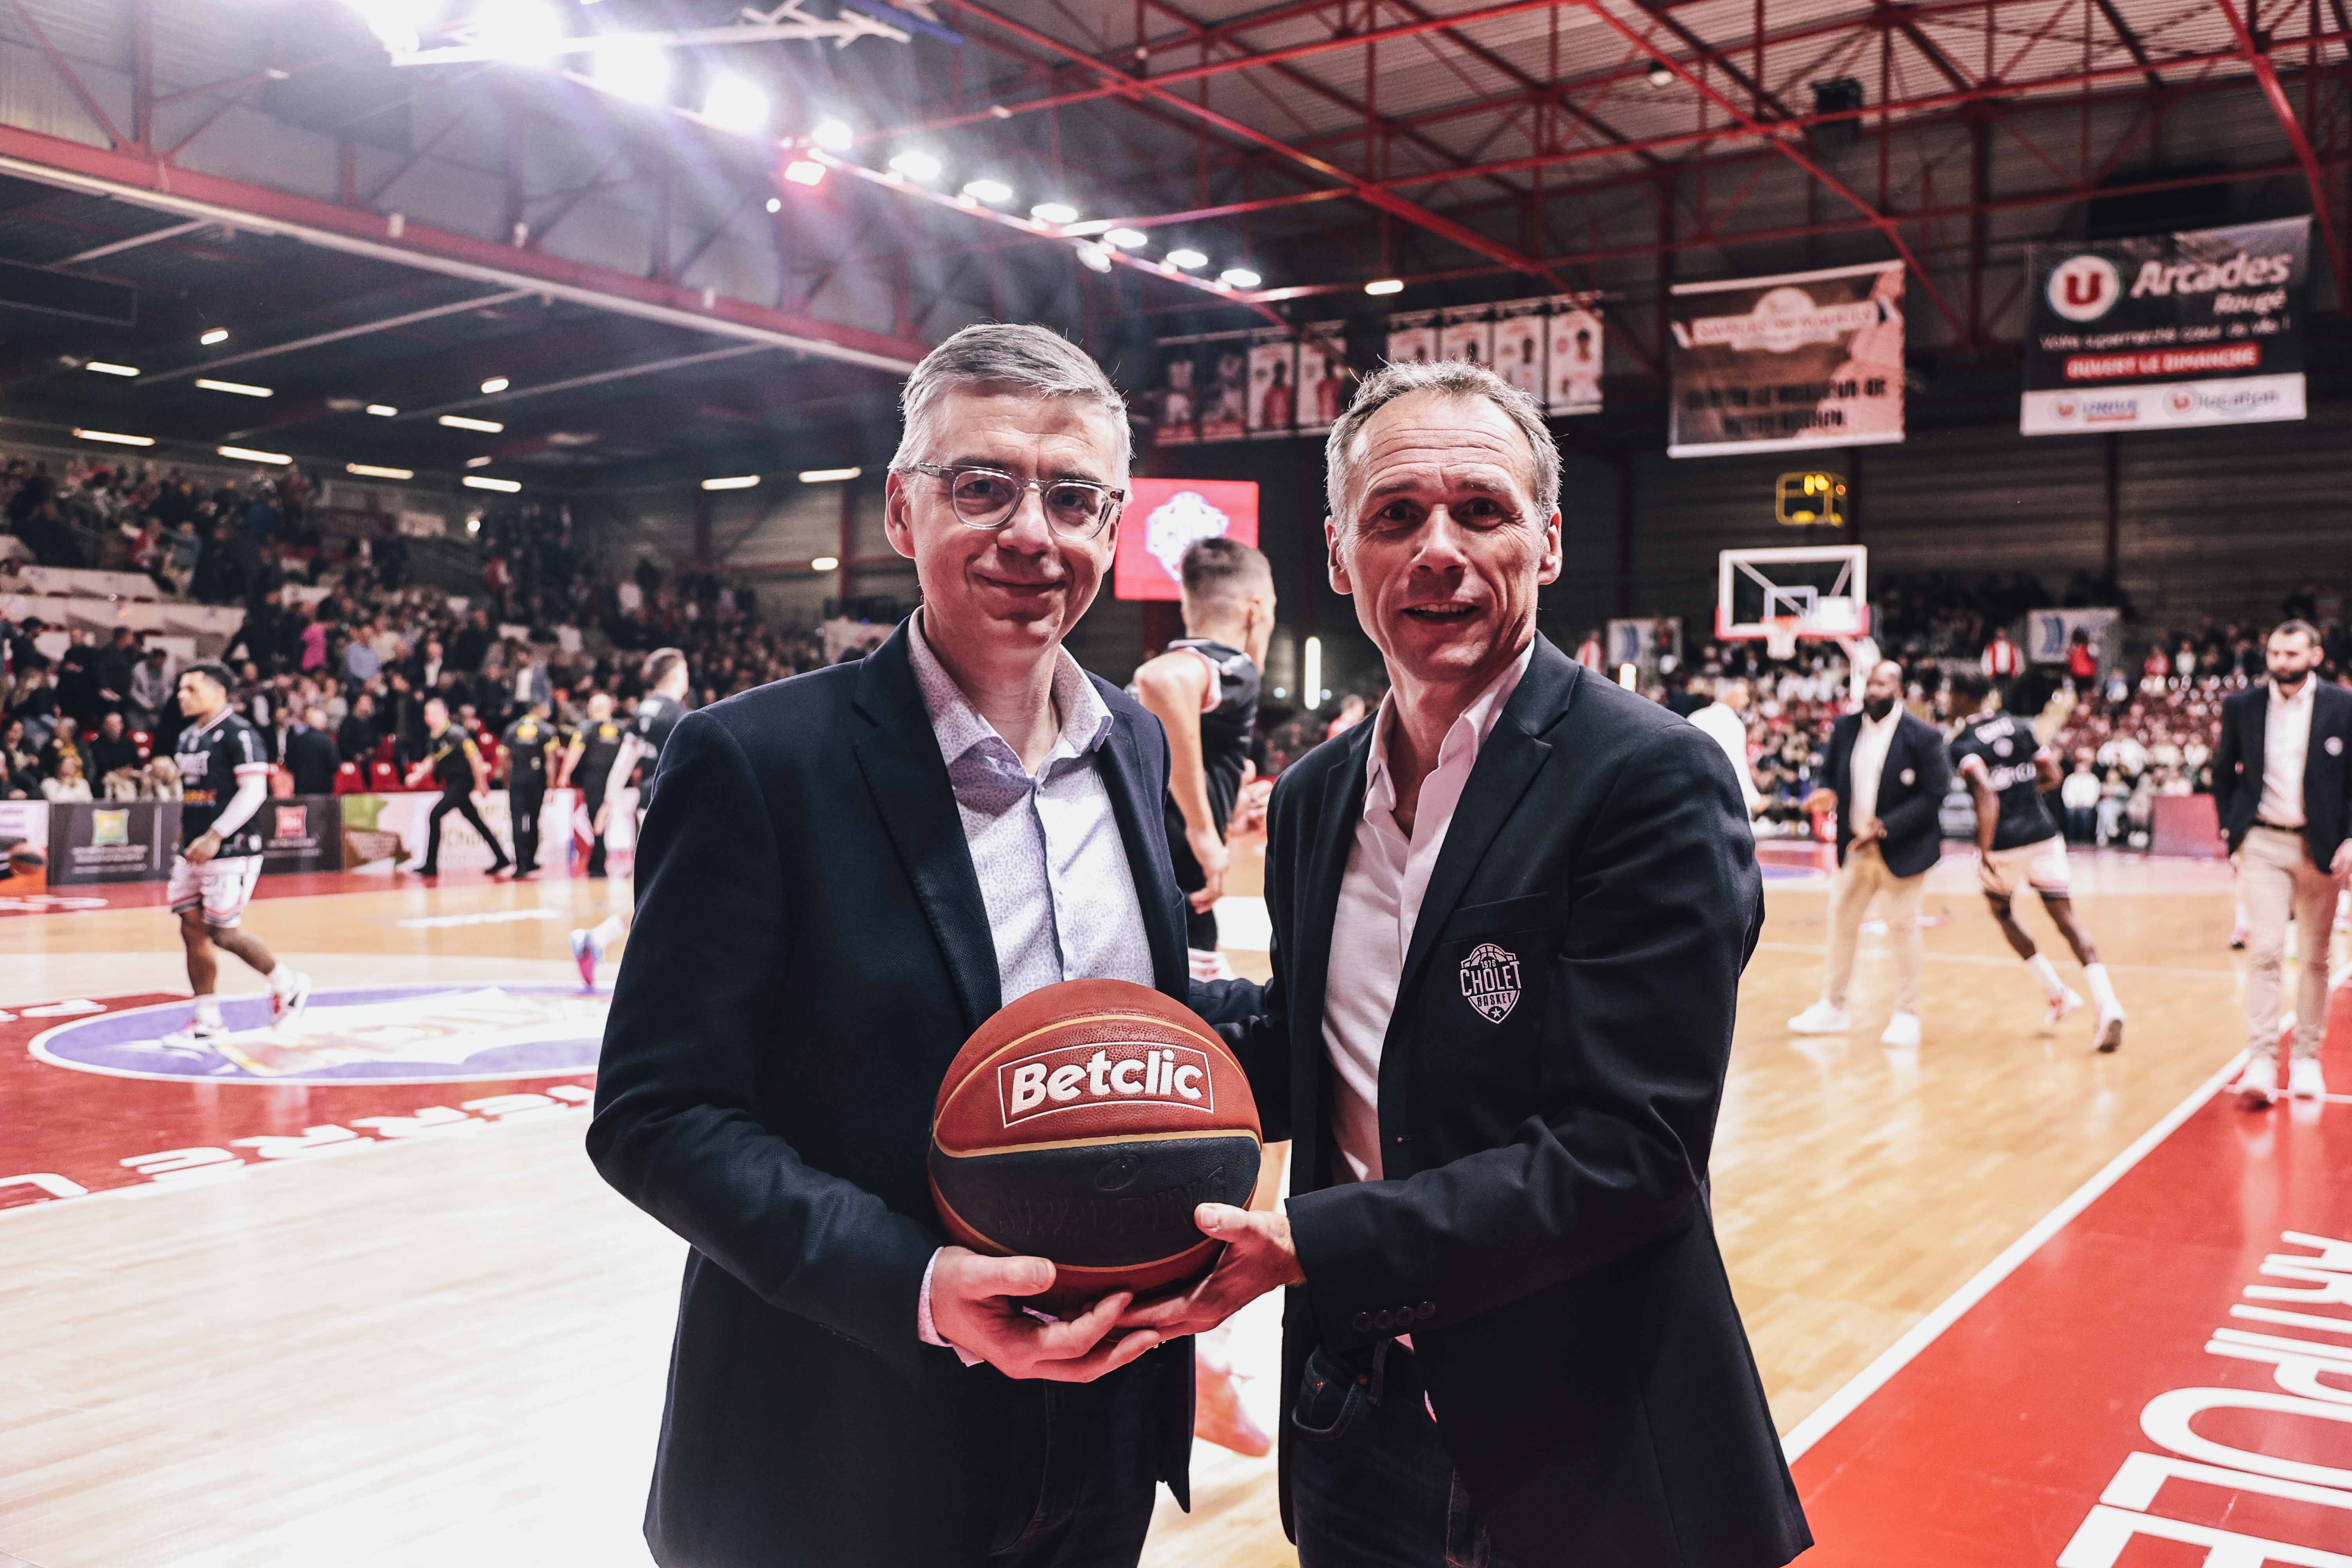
left=1299, top=321, right=1352, bottom=431
left=1198, top=340, right=1249, bottom=442
left=1112, top=480, right=1261, bottom=602
left=1385, top=310, right=1438, bottom=368
left=1668, top=260, right=1906, bottom=458
left=2020, top=216, right=2308, bottom=436
left=1245, top=328, right=1298, bottom=437
left=1439, top=307, right=1494, bottom=370
left=1152, top=347, right=1198, bottom=446
left=1493, top=301, right=1547, bottom=405
left=1545, top=297, right=1604, bottom=417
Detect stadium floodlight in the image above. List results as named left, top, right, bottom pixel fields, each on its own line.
left=196, top=377, right=272, bottom=397
left=591, top=42, right=669, bottom=104
left=200, top=328, right=229, bottom=346
left=480, top=376, right=510, bottom=394
left=366, top=404, right=398, bottom=417
left=463, top=474, right=522, bottom=492
left=811, top=116, right=854, bottom=152
left=347, top=463, right=415, bottom=480
left=85, top=361, right=140, bottom=377
left=1219, top=268, right=1261, bottom=289
left=798, top=466, right=861, bottom=483
left=346, top=0, right=433, bottom=54
left=1646, top=59, right=1675, bottom=88
left=74, top=429, right=154, bottom=446
left=1030, top=201, right=1079, bottom=225
left=1103, top=227, right=1149, bottom=249
left=1165, top=247, right=1207, bottom=270
left=702, top=75, right=769, bottom=134
left=962, top=178, right=1014, bottom=205
left=701, top=475, right=760, bottom=491
left=471, top=0, right=566, bottom=60
left=439, top=414, right=505, bottom=432
left=219, top=445, right=291, bottom=465
left=811, top=555, right=840, bottom=571
left=782, top=160, right=825, bottom=188
left=887, top=150, right=942, bottom=182
left=1365, top=277, right=1404, bottom=295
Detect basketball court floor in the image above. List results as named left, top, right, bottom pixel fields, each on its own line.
left=3, top=838, right=2347, bottom=1567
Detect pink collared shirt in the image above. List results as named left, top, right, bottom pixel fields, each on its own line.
left=1325, top=642, right=1534, bottom=1185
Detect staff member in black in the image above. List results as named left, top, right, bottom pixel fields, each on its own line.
left=1123, top=361, right=1806, bottom=1568
left=559, top=692, right=625, bottom=878
left=501, top=700, right=561, bottom=878
left=407, top=696, right=512, bottom=878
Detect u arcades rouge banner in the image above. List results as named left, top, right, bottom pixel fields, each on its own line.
left=2021, top=216, right=2309, bottom=436
left=1668, top=261, right=1906, bottom=458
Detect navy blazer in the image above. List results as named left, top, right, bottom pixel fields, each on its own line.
left=1819, top=709, right=1953, bottom=879
left=2212, top=680, right=2352, bottom=866
left=588, top=621, right=1258, bottom=1567
left=1229, top=635, right=1809, bottom=1568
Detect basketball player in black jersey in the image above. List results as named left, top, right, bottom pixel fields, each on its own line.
left=1947, top=671, right=2127, bottom=1052
left=159, top=661, right=311, bottom=1054
left=407, top=697, right=512, bottom=878
left=500, top=700, right=561, bottom=877
left=1131, top=537, right=1276, bottom=955
left=570, top=648, right=692, bottom=986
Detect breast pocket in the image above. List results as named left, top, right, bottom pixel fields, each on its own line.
left=1433, top=894, right=1552, bottom=1031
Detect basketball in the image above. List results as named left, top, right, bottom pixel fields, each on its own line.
left=929, top=978, right=1261, bottom=1311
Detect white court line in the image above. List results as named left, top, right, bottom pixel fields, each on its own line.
left=1779, top=1048, right=2250, bottom=1462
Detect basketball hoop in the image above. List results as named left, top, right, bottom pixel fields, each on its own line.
left=1762, top=617, right=1802, bottom=662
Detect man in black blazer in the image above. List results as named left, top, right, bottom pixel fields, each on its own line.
left=1787, top=658, right=1953, bottom=1050
left=1122, top=361, right=1807, bottom=1568
left=283, top=705, right=339, bottom=796
left=2210, top=619, right=2352, bottom=1104
left=588, top=324, right=1256, bottom=1568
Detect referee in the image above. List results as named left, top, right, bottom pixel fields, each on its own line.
left=500, top=699, right=561, bottom=878
left=560, top=693, right=626, bottom=879
left=408, top=697, right=512, bottom=878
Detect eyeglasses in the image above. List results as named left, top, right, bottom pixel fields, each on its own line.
left=905, top=463, right=1125, bottom=541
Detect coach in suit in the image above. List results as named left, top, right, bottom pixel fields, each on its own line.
left=1787, top=658, right=1952, bottom=1050
left=588, top=324, right=1254, bottom=1568
left=283, top=706, right=339, bottom=796
left=2211, top=618, right=2352, bottom=1104
left=1123, top=361, right=1807, bottom=1568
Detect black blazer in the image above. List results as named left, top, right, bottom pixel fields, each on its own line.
left=283, top=725, right=338, bottom=796
left=1232, top=636, right=1808, bottom=1568
left=1819, top=710, right=1952, bottom=879
left=588, top=622, right=1258, bottom=1567
left=2212, top=681, right=2352, bottom=865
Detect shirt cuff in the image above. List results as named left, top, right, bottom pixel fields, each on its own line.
left=916, top=1249, right=983, bottom=1368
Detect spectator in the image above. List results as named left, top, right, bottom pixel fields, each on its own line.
left=1981, top=626, right=2024, bottom=694
left=129, top=644, right=174, bottom=729
left=87, top=711, right=143, bottom=799
left=2065, top=628, right=2098, bottom=693
left=2, top=717, right=38, bottom=797
left=338, top=691, right=380, bottom=764
left=285, top=704, right=338, bottom=795
left=2060, top=755, right=2101, bottom=843
left=40, top=750, right=91, bottom=802
left=39, top=714, right=84, bottom=783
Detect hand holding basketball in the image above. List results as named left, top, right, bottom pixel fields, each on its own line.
left=927, top=1247, right=1160, bottom=1381
left=1114, top=1203, right=1303, bottom=1339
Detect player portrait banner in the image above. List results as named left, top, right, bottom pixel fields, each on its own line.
left=260, top=795, right=345, bottom=876
left=1439, top=307, right=1494, bottom=372
left=1299, top=321, right=1351, bottom=431
left=49, top=800, right=177, bottom=885
left=1112, top=479, right=1261, bottom=602
left=2020, top=216, right=2309, bottom=436
left=1385, top=309, right=1439, bottom=368
left=1245, top=327, right=1297, bottom=437
left=1668, top=260, right=1906, bottom=458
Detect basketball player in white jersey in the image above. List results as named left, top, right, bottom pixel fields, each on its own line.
left=570, top=648, right=692, bottom=986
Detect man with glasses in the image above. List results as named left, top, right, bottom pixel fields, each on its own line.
left=590, top=323, right=1259, bottom=1568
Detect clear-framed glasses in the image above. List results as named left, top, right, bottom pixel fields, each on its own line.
left=906, top=463, right=1125, bottom=541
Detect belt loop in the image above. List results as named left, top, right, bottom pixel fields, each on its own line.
left=1368, top=1337, right=1390, bottom=1406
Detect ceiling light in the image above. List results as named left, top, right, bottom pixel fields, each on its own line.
left=765, top=196, right=784, bottom=212
left=347, top=0, right=432, bottom=54
left=1219, top=268, right=1261, bottom=289
left=887, top=150, right=942, bottom=182
left=74, top=428, right=153, bottom=446
left=480, top=376, right=510, bottom=394
left=219, top=445, right=291, bottom=465
left=799, top=466, right=860, bottom=483
left=196, top=377, right=271, bottom=397
left=1646, top=59, right=1675, bottom=87
left=591, top=42, right=668, bottom=103
left=85, top=361, right=140, bottom=377
left=471, top=0, right=566, bottom=61
left=366, top=403, right=398, bottom=417
left=962, top=178, right=1013, bottom=205
left=701, top=74, right=769, bottom=134
left=1103, top=227, right=1149, bottom=249
left=1074, top=240, right=1113, bottom=274
left=199, top=328, right=229, bottom=346
left=1165, top=247, right=1207, bottom=269
left=347, top=462, right=414, bottom=479
left=463, top=474, right=522, bottom=492
left=465, top=455, right=493, bottom=467
left=440, top=414, right=504, bottom=432
left=782, top=160, right=825, bottom=188
left=701, top=474, right=760, bottom=490
left=811, top=555, right=840, bottom=572
left=1365, top=277, right=1404, bottom=295
left=1031, top=201, right=1079, bottom=225
left=811, top=116, right=853, bottom=152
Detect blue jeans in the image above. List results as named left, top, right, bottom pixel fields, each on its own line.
left=1290, top=1341, right=1513, bottom=1568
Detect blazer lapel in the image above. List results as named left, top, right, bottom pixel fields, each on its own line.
left=1095, top=704, right=1189, bottom=999
left=1285, top=726, right=1371, bottom=1191
left=850, top=627, right=1002, bottom=1032
left=2247, top=694, right=2269, bottom=804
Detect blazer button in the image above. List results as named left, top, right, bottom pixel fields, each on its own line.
left=1417, top=1302, right=1437, bottom=1321
left=1352, top=1311, right=1373, bottom=1333
left=1372, top=1308, right=1393, bottom=1330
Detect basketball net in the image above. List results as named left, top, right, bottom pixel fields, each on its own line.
left=1762, top=617, right=1801, bottom=662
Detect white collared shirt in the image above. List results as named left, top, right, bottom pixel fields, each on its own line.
left=1847, top=706, right=1901, bottom=826
left=1324, top=644, right=1534, bottom=1185
left=2258, top=677, right=2317, bottom=828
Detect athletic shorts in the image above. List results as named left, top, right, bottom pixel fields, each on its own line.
left=1987, top=835, right=2071, bottom=895
left=168, top=854, right=264, bottom=928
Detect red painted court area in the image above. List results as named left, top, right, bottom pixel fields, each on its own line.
left=1793, top=982, right=2352, bottom=1566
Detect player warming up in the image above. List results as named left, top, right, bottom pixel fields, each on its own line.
left=570, top=648, right=691, bottom=987
left=407, top=698, right=512, bottom=878
left=160, top=661, right=311, bottom=1053
left=1947, top=670, right=2126, bottom=1052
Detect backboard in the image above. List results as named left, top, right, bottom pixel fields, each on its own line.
left=1717, top=544, right=1869, bottom=643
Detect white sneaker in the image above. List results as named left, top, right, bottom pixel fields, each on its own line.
left=2288, top=1059, right=2328, bottom=1101
left=158, top=1019, right=227, bottom=1056
left=1788, top=1000, right=1851, bottom=1034
left=2094, top=1009, right=2125, bottom=1054
left=570, top=929, right=601, bottom=990
left=2043, top=987, right=2085, bottom=1030
left=2231, top=1059, right=2279, bottom=1107
left=271, top=969, right=312, bottom=1024
left=1880, top=1013, right=1921, bottom=1049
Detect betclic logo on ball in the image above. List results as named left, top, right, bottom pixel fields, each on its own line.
left=998, top=1040, right=1215, bottom=1125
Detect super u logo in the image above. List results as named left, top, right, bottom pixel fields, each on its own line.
left=999, top=1041, right=1215, bottom=1124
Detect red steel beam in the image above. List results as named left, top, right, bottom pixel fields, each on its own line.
left=2212, top=0, right=2348, bottom=299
